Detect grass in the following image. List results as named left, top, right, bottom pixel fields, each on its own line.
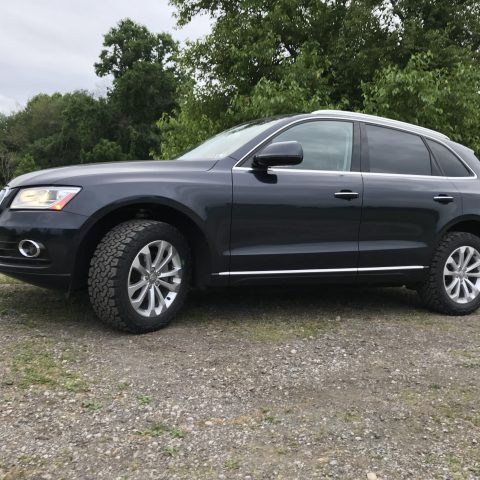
left=135, top=423, right=186, bottom=439
left=196, top=310, right=337, bottom=342
left=339, top=411, right=363, bottom=423
left=397, top=310, right=451, bottom=329
left=0, top=274, right=23, bottom=285
left=6, top=339, right=88, bottom=391
left=451, top=349, right=480, bottom=368
left=118, top=381, right=130, bottom=391
left=81, top=399, right=102, bottom=412
left=163, top=445, right=179, bottom=457
left=401, top=384, right=479, bottom=431
left=138, top=394, right=152, bottom=405
left=224, top=457, right=241, bottom=471
left=239, top=317, right=333, bottom=342
left=0, top=281, right=93, bottom=330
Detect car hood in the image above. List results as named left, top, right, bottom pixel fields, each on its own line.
left=8, top=159, right=218, bottom=188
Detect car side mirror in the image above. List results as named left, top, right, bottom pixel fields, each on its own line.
left=252, top=141, right=303, bottom=169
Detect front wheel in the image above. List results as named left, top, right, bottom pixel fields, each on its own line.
left=88, top=220, right=191, bottom=333
left=418, top=232, right=480, bottom=315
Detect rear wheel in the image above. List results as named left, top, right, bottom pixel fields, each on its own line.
left=418, top=232, right=480, bottom=315
left=88, top=220, right=190, bottom=333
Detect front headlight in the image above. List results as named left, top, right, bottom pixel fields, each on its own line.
left=10, top=186, right=81, bottom=211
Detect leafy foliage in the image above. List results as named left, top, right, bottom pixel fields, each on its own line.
left=14, top=154, right=38, bottom=178
left=363, top=53, right=480, bottom=153
left=96, top=19, right=179, bottom=158
left=81, top=139, right=127, bottom=164
left=95, top=19, right=177, bottom=79
left=160, top=0, right=480, bottom=157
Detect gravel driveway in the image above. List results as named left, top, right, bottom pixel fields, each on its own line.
left=0, top=280, right=479, bottom=479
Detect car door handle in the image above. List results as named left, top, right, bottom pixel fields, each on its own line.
left=334, top=190, right=359, bottom=200
left=433, top=194, right=454, bottom=204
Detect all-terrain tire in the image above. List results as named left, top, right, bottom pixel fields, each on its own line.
left=88, top=220, right=191, bottom=333
left=418, top=232, right=480, bottom=315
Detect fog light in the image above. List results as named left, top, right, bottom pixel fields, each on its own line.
left=18, top=239, right=42, bottom=258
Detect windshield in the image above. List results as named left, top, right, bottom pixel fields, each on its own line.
left=177, top=119, right=283, bottom=160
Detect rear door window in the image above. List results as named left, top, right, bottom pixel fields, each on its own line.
left=365, top=125, right=431, bottom=176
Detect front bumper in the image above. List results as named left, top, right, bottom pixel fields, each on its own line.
left=0, top=207, right=88, bottom=291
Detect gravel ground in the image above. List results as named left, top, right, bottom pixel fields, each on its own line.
left=0, top=280, right=479, bottom=480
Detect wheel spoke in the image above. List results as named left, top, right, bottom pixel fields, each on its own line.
left=130, top=284, right=149, bottom=308
left=156, top=279, right=180, bottom=292
left=463, top=247, right=475, bottom=269
left=465, top=278, right=479, bottom=297
left=152, top=241, right=166, bottom=269
left=154, top=285, right=166, bottom=308
left=446, top=256, right=459, bottom=270
left=444, top=264, right=455, bottom=276
left=159, top=266, right=182, bottom=279
left=452, top=279, right=462, bottom=300
left=460, top=280, right=470, bottom=300
left=446, top=277, right=459, bottom=294
left=466, top=259, right=480, bottom=272
left=142, top=246, right=153, bottom=272
left=157, top=246, right=174, bottom=272
left=128, top=278, right=148, bottom=296
left=132, top=256, right=148, bottom=276
left=145, top=287, right=156, bottom=317
left=457, top=247, right=466, bottom=269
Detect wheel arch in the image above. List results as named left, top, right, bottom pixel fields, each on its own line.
left=71, top=197, right=213, bottom=291
left=440, top=215, right=480, bottom=240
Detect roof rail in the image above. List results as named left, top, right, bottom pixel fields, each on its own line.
left=311, top=110, right=450, bottom=141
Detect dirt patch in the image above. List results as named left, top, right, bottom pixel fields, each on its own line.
left=0, top=282, right=479, bottom=479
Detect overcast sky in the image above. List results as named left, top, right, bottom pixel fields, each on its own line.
left=0, top=0, right=211, bottom=114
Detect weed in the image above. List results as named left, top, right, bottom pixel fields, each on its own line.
left=164, top=445, right=178, bottom=456
left=225, top=457, right=241, bottom=470
left=136, top=423, right=186, bottom=439
left=81, top=399, right=102, bottom=412
left=138, top=394, right=152, bottom=405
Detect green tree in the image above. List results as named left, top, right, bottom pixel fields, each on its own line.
left=160, top=0, right=480, bottom=157
left=363, top=52, right=480, bottom=153
left=95, top=19, right=177, bottom=79
left=95, top=19, right=179, bottom=158
left=81, top=139, right=127, bottom=164
left=13, top=154, right=38, bottom=178
left=4, top=92, right=120, bottom=170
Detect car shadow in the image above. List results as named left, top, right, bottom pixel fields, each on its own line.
left=0, top=283, right=432, bottom=335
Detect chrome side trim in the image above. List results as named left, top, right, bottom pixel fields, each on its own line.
left=214, top=266, right=426, bottom=276
left=232, top=115, right=477, bottom=179
left=233, top=166, right=361, bottom=175
left=232, top=166, right=477, bottom=181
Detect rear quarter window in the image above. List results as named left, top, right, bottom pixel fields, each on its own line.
left=426, top=139, right=472, bottom=177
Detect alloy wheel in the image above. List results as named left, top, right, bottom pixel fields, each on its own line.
left=443, top=245, right=480, bottom=304
left=127, top=240, right=182, bottom=317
